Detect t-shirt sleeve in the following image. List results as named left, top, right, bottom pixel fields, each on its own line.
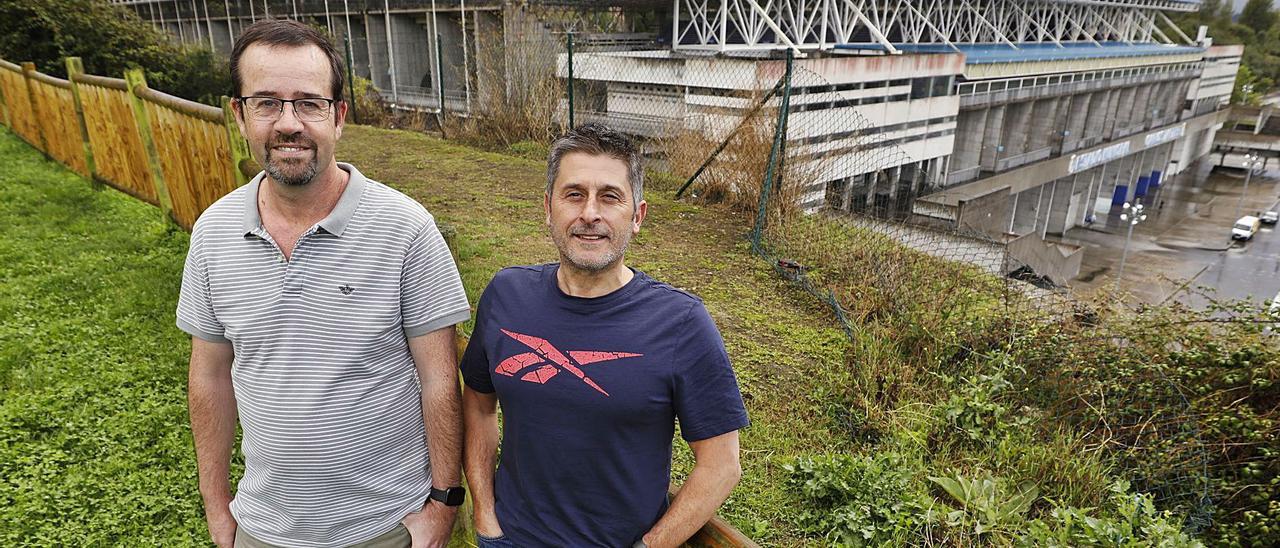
left=672, top=302, right=750, bottom=442
left=401, top=217, right=471, bottom=338
left=175, top=232, right=228, bottom=343
left=459, top=282, right=495, bottom=394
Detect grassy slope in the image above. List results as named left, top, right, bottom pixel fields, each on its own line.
left=0, top=128, right=208, bottom=544
left=338, top=126, right=852, bottom=542
left=0, top=125, right=853, bottom=545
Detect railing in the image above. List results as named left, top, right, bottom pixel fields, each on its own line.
left=946, top=165, right=982, bottom=185
left=388, top=84, right=473, bottom=113
left=995, top=146, right=1052, bottom=171
left=955, top=61, right=1203, bottom=98
left=0, top=56, right=255, bottom=230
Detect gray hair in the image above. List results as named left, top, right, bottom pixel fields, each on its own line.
left=546, top=123, right=644, bottom=210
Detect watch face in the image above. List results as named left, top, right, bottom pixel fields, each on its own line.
left=433, top=486, right=466, bottom=506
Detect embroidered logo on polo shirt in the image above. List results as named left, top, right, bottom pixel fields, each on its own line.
left=338, top=284, right=355, bottom=295
left=495, top=329, right=642, bottom=397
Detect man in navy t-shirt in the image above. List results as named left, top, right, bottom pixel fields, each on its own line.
left=460, top=124, right=750, bottom=547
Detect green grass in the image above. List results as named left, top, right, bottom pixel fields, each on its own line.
left=0, top=125, right=857, bottom=545
left=5, top=122, right=1270, bottom=547
left=0, top=128, right=208, bottom=544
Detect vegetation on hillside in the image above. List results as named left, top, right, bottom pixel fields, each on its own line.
left=0, top=0, right=229, bottom=105
left=1175, top=0, right=1280, bottom=103
left=2, top=119, right=1276, bottom=545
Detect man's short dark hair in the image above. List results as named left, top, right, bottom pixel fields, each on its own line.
left=546, top=124, right=644, bottom=210
left=230, top=19, right=345, bottom=104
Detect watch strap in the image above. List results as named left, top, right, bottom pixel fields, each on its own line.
left=428, top=486, right=466, bottom=506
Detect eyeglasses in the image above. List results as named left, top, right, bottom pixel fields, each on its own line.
left=237, top=96, right=336, bottom=122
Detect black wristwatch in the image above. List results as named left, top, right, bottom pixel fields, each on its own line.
left=428, top=485, right=466, bottom=506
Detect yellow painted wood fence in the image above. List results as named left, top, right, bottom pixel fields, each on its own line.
left=0, top=57, right=255, bottom=231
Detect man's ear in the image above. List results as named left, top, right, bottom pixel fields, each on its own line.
left=334, top=100, right=348, bottom=131
left=544, top=192, right=552, bottom=227
left=231, top=99, right=248, bottom=136
left=632, top=200, right=647, bottom=234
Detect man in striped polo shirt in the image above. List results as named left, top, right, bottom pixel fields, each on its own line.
left=177, top=20, right=470, bottom=548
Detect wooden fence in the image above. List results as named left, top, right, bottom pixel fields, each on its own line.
left=0, top=55, right=758, bottom=548
left=0, top=57, right=254, bottom=230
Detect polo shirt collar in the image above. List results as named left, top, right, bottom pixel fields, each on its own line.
left=241, top=163, right=367, bottom=238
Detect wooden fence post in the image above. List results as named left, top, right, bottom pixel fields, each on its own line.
left=221, top=96, right=254, bottom=186
left=0, top=65, right=9, bottom=130
left=20, top=62, right=50, bottom=158
left=65, top=57, right=100, bottom=190
left=124, top=68, right=176, bottom=225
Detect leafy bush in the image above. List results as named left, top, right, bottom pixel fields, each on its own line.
left=0, top=0, right=229, bottom=105
left=784, top=452, right=933, bottom=545
left=934, top=367, right=1031, bottom=448
left=929, top=472, right=1038, bottom=540
left=1020, top=480, right=1203, bottom=547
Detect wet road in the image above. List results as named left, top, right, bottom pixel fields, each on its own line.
left=1056, top=153, right=1280, bottom=308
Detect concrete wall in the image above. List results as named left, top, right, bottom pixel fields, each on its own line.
left=1007, top=232, right=1084, bottom=284
left=957, top=186, right=1012, bottom=238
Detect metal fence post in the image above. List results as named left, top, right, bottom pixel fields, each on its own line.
left=436, top=33, right=447, bottom=136
left=124, top=68, right=176, bottom=226
left=344, top=31, right=359, bottom=125
left=221, top=96, right=254, bottom=187
left=65, top=57, right=100, bottom=189
left=20, top=62, right=50, bottom=158
left=752, top=49, right=794, bottom=247
left=567, top=30, right=575, bottom=129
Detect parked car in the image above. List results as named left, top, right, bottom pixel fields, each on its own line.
left=1233, top=216, right=1261, bottom=240
left=1262, top=211, right=1279, bottom=225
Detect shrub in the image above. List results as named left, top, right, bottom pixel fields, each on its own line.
left=0, top=0, right=229, bottom=105
left=784, top=452, right=933, bottom=545
left=1020, top=480, right=1203, bottom=547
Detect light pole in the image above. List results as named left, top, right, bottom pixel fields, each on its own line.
left=1116, top=201, right=1148, bottom=288
left=1235, top=152, right=1262, bottom=221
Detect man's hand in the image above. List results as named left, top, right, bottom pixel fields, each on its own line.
left=401, top=501, right=459, bottom=548
left=205, top=503, right=237, bottom=548
left=474, top=507, right=504, bottom=539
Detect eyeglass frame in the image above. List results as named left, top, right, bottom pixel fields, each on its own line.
left=235, top=95, right=339, bottom=122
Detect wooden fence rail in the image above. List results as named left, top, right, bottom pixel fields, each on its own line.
left=0, top=55, right=758, bottom=548
left=0, top=56, right=255, bottom=230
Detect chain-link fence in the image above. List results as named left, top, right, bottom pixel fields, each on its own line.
left=557, top=35, right=1231, bottom=537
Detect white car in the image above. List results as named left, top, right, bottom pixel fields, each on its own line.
left=1262, top=211, right=1279, bottom=225
left=1233, top=216, right=1261, bottom=240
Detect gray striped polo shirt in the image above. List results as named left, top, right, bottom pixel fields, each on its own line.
left=176, top=163, right=471, bottom=547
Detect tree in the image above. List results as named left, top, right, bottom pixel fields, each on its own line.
left=1241, top=0, right=1277, bottom=36
left=0, top=0, right=230, bottom=105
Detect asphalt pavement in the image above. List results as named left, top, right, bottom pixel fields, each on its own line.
left=1053, top=153, right=1280, bottom=309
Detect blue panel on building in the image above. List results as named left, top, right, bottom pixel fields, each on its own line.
left=1150, top=170, right=1162, bottom=188
left=1112, top=185, right=1129, bottom=206
left=1135, top=176, right=1150, bottom=197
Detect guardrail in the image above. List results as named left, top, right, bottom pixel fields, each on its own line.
left=946, top=165, right=982, bottom=185
left=995, top=146, right=1052, bottom=171
left=956, top=61, right=1201, bottom=98
left=0, top=56, right=255, bottom=230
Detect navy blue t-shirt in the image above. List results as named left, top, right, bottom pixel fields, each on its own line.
left=460, top=264, right=750, bottom=547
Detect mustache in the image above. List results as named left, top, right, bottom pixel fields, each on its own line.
left=570, top=226, right=610, bottom=237
left=270, top=134, right=315, bottom=148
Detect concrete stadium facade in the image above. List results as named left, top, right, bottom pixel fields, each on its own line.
left=127, top=0, right=1241, bottom=283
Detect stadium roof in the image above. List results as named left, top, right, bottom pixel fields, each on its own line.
left=834, top=42, right=1206, bottom=64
